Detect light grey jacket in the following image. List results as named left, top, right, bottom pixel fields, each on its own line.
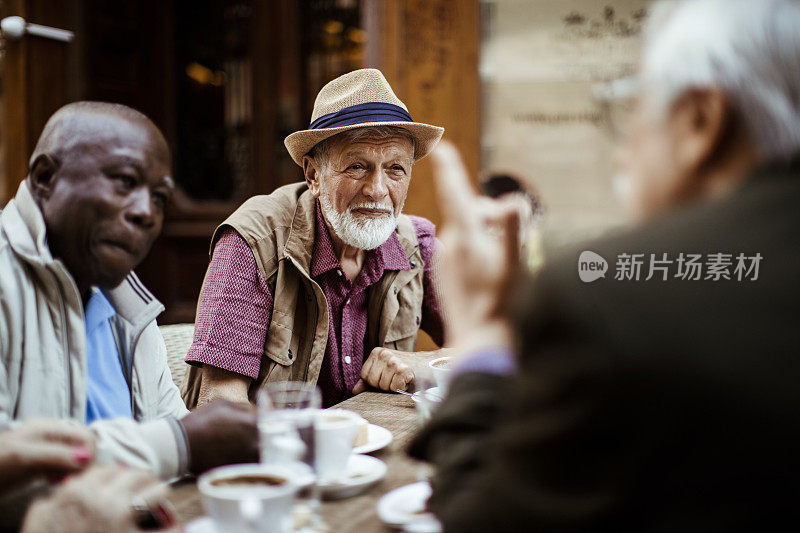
left=0, top=182, right=189, bottom=479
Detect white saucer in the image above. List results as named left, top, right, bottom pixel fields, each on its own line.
left=318, top=454, right=387, bottom=500
left=184, top=516, right=316, bottom=533
left=376, top=480, right=441, bottom=531
left=353, top=423, right=393, bottom=454
left=411, top=387, right=444, bottom=403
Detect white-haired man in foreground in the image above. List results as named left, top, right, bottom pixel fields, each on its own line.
left=411, top=0, right=800, bottom=530
left=181, top=69, right=448, bottom=408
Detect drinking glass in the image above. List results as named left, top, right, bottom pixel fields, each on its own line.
left=408, top=362, right=442, bottom=425
left=406, top=362, right=442, bottom=486
left=257, top=382, right=322, bottom=528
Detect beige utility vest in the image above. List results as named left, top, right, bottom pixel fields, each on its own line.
left=182, top=183, right=425, bottom=406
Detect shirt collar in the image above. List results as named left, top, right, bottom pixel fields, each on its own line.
left=310, top=200, right=411, bottom=278
left=379, top=226, right=412, bottom=271
left=85, top=288, right=116, bottom=334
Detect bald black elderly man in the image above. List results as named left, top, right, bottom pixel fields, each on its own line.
left=0, top=103, right=258, bottom=492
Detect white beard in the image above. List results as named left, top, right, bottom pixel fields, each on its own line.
left=319, top=183, right=400, bottom=250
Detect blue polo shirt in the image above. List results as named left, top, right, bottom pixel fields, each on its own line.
left=85, top=289, right=132, bottom=423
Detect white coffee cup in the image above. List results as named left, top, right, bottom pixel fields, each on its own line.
left=314, top=409, right=360, bottom=482
left=198, top=463, right=299, bottom=533
left=429, top=356, right=453, bottom=393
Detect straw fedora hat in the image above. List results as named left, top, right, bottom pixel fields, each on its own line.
left=284, top=68, right=444, bottom=166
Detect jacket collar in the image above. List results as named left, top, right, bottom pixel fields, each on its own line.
left=1, top=181, right=163, bottom=328
left=282, top=187, right=318, bottom=275
left=2, top=181, right=54, bottom=267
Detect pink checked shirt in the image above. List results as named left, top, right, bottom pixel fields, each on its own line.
left=186, top=200, right=444, bottom=406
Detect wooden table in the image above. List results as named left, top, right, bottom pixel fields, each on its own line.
left=168, top=392, right=428, bottom=531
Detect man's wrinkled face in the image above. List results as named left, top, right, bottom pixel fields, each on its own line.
left=313, top=135, right=414, bottom=249
left=37, top=117, right=174, bottom=290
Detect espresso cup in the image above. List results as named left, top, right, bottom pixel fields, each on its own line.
left=314, top=409, right=361, bottom=482
left=429, top=356, right=453, bottom=393
left=198, top=463, right=299, bottom=533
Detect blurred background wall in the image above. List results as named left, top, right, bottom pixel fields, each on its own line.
left=0, top=0, right=651, bottom=328
left=483, top=0, right=650, bottom=246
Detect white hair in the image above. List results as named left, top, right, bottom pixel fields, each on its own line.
left=642, top=0, right=800, bottom=162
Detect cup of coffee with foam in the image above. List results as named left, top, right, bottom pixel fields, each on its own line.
left=198, top=463, right=299, bottom=533
left=429, top=356, right=453, bottom=393
left=314, top=409, right=361, bottom=482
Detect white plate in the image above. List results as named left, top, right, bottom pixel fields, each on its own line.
left=184, top=516, right=316, bottom=533
left=318, top=454, right=387, bottom=500
left=376, top=480, right=441, bottom=531
left=353, top=423, right=393, bottom=454
left=411, top=387, right=444, bottom=403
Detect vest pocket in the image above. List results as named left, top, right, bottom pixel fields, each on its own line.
left=383, top=282, right=424, bottom=343
left=262, top=320, right=294, bottom=366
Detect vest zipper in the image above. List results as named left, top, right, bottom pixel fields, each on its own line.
left=303, top=283, right=318, bottom=382
left=110, top=324, right=137, bottom=418
left=373, top=271, right=397, bottom=347
left=287, top=255, right=319, bottom=383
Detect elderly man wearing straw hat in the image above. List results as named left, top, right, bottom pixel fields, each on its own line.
left=181, top=69, right=447, bottom=408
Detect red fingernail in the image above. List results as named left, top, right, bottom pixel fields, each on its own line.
left=155, top=504, right=176, bottom=528
left=72, top=446, right=93, bottom=464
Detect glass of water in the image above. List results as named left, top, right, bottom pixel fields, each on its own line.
left=409, top=362, right=442, bottom=425
left=258, top=381, right=322, bottom=527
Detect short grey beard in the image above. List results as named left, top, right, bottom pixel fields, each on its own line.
left=318, top=181, right=400, bottom=250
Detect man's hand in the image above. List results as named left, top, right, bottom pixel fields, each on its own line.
left=431, top=142, right=523, bottom=353
left=353, top=348, right=448, bottom=394
left=178, top=400, right=259, bottom=475
left=22, top=466, right=171, bottom=533
left=0, top=419, right=96, bottom=493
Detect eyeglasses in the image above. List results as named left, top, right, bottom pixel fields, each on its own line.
left=592, top=76, right=641, bottom=139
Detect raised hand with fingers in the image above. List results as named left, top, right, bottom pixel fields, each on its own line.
left=431, top=141, right=524, bottom=353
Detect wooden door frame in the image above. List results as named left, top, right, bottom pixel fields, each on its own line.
left=1, top=0, right=81, bottom=203
left=362, top=0, right=480, bottom=350
left=362, top=0, right=481, bottom=227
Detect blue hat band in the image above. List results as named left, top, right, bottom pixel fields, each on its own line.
left=310, top=102, right=413, bottom=130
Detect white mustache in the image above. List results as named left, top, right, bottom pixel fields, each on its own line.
left=349, top=202, right=393, bottom=214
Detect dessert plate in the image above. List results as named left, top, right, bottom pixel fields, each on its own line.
left=410, top=387, right=444, bottom=403
left=353, top=423, right=393, bottom=454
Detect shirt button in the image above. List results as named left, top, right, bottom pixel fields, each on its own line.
left=410, top=260, right=417, bottom=269
left=393, top=286, right=398, bottom=294
left=344, top=356, right=351, bottom=364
